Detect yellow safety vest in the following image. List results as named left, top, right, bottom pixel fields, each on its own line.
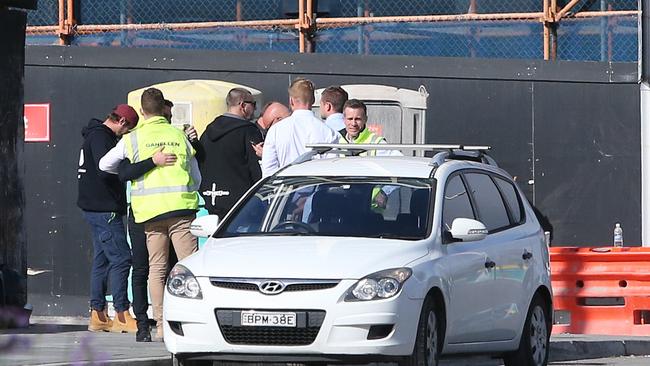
left=125, top=116, right=199, bottom=223
left=339, top=128, right=386, bottom=156
left=339, top=127, right=386, bottom=212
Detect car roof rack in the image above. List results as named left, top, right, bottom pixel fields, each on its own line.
left=301, top=143, right=496, bottom=167
left=429, top=149, right=498, bottom=169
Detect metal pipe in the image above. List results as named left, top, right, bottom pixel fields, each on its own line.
left=468, top=0, right=477, bottom=14
left=555, top=0, right=581, bottom=21
left=236, top=0, right=242, bottom=21
left=68, top=19, right=298, bottom=33
left=58, top=0, right=65, bottom=45
left=317, top=12, right=545, bottom=24
left=306, top=0, right=314, bottom=53
left=572, top=10, right=639, bottom=18
left=67, top=0, right=74, bottom=25
left=543, top=0, right=550, bottom=60
left=30, top=9, right=638, bottom=36
left=306, top=0, right=313, bottom=21
left=298, top=0, right=305, bottom=53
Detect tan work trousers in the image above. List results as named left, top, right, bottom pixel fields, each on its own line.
left=144, top=215, right=198, bottom=323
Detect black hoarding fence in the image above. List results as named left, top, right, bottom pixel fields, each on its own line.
left=24, top=2, right=641, bottom=60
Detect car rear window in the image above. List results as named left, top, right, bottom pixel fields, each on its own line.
left=494, top=176, right=523, bottom=224
left=464, top=173, right=510, bottom=232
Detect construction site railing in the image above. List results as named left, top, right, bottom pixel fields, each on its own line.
left=24, top=0, right=639, bottom=62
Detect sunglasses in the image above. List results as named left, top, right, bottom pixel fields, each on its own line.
left=242, top=100, right=257, bottom=107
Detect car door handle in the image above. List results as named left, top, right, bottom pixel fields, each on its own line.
left=484, top=260, right=496, bottom=269
left=522, top=250, right=533, bottom=260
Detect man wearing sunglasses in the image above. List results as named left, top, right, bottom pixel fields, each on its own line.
left=198, top=88, right=263, bottom=218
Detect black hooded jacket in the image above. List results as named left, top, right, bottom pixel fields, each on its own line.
left=77, top=119, right=126, bottom=214
left=198, top=114, right=263, bottom=217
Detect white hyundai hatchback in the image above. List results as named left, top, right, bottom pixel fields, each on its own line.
left=164, top=145, right=553, bottom=366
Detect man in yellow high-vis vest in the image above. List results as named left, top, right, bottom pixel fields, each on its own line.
left=340, top=99, right=401, bottom=212
left=338, top=99, right=391, bottom=155
left=99, top=88, right=200, bottom=341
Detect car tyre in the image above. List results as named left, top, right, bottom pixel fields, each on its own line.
left=503, top=295, right=550, bottom=366
left=172, top=354, right=213, bottom=366
left=400, top=296, right=440, bottom=366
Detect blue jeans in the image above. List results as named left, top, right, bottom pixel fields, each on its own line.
left=82, top=211, right=132, bottom=312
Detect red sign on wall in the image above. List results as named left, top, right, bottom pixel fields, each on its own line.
left=24, top=104, right=50, bottom=142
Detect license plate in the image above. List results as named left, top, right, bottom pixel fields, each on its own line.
left=241, top=311, right=297, bottom=327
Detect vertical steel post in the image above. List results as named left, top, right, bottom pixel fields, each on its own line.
left=298, top=0, right=305, bottom=53
left=550, top=0, right=557, bottom=60
left=306, top=0, right=314, bottom=52
left=641, top=0, right=650, bottom=246
left=58, top=0, right=65, bottom=45
left=600, top=0, right=607, bottom=61
left=468, top=0, right=477, bottom=14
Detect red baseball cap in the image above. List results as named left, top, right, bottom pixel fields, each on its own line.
left=112, top=104, right=139, bottom=126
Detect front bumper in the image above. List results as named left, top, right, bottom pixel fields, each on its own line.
left=163, top=278, right=421, bottom=358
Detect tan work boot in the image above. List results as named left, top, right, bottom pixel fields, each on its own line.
left=88, top=309, right=112, bottom=332
left=155, top=322, right=164, bottom=342
left=110, top=310, right=138, bottom=333
left=153, top=305, right=164, bottom=342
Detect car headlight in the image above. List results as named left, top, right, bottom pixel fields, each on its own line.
left=345, top=268, right=412, bottom=301
left=166, top=264, right=202, bottom=299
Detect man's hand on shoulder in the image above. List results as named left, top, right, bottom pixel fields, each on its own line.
left=152, top=147, right=177, bottom=166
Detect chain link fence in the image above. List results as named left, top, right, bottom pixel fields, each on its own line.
left=328, top=0, right=543, bottom=16
left=314, top=20, right=544, bottom=59
left=70, top=26, right=300, bottom=52
left=25, top=0, right=640, bottom=62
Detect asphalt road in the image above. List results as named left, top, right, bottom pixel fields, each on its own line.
left=439, top=355, right=650, bottom=366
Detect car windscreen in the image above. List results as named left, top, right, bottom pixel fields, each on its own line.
left=214, top=176, right=434, bottom=240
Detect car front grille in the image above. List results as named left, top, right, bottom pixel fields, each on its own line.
left=215, top=309, right=326, bottom=346
left=210, top=278, right=339, bottom=293
left=210, top=281, right=258, bottom=291
left=285, top=283, right=337, bottom=291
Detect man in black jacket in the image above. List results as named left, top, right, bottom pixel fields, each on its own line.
left=199, top=88, right=263, bottom=218
left=77, top=104, right=139, bottom=334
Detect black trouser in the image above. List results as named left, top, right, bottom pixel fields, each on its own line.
left=128, top=208, right=179, bottom=324
left=128, top=209, right=149, bottom=324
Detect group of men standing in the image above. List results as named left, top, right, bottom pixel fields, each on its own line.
left=76, top=77, right=390, bottom=343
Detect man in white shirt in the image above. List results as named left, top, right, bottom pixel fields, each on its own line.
left=261, top=78, right=339, bottom=177
left=319, top=85, right=348, bottom=133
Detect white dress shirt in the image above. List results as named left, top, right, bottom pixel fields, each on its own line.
left=262, top=109, right=339, bottom=177
left=324, top=113, right=345, bottom=133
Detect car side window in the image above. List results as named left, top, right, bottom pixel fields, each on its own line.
left=464, top=173, right=510, bottom=232
left=494, top=176, right=524, bottom=224
left=442, top=175, right=475, bottom=231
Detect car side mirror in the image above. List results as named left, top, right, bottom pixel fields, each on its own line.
left=190, top=215, right=220, bottom=238
left=449, top=218, right=488, bottom=242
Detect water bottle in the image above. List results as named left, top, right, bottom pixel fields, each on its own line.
left=613, top=223, right=623, bottom=247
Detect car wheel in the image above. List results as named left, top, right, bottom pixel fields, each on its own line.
left=172, top=354, right=213, bottom=366
left=503, top=295, right=550, bottom=366
left=400, top=297, right=440, bottom=366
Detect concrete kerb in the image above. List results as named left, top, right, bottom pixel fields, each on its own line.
left=549, top=334, right=650, bottom=362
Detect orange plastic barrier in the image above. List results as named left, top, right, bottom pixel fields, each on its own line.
left=550, top=247, right=650, bottom=336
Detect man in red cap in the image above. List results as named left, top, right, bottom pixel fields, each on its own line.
left=77, top=104, right=139, bottom=334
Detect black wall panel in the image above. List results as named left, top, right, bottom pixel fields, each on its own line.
left=533, top=82, right=641, bottom=245
left=23, top=46, right=640, bottom=315
left=0, top=9, right=27, bottom=308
